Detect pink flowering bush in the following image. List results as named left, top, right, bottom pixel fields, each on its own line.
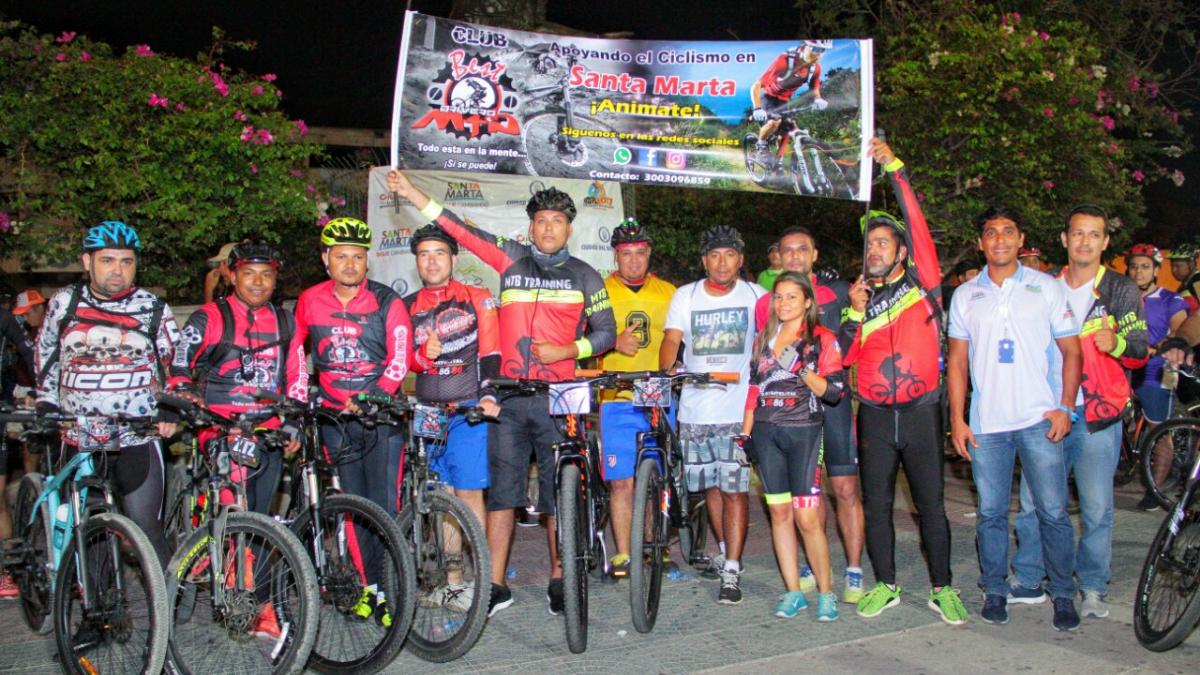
left=0, top=23, right=326, bottom=300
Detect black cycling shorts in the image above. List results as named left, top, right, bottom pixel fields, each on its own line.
left=761, top=94, right=790, bottom=119
left=488, top=392, right=565, bottom=514
left=748, top=422, right=823, bottom=509
left=821, top=397, right=858, bottom=476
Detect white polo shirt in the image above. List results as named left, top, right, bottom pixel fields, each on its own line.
left=948, top=263, right=1079, bottom=435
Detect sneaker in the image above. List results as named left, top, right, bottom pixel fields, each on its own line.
left=1136, top=493, right=1160, bottom=512
left=1080, top=591, right=1109, bottom=619
left=352, top=587, right=376, bottom=620
left=798, top=564, right=816, bottom=592
left=816, top=592, right=839, bottom=622
left=700, top=553, right=726, bottom=580
left=0, top=574, right=18, bottom=599
left=773, top=590, right=807, bottom=618
left=424, top=582, right=474, bottom=613
left=516, top=507, right=540, bottom=528
left=843, top=569, right=864, bottom=604
left=607, top=553, right=630, bottom=583
left=928, top=587, right=968, bottom=626
left=1006, top=581, right=1048, bottom=605
left=980, top=594, right=1009, bottom=625
left=547, top=578, right=565, bottom=616
left=374, top=597, right=392, bottom=628
left=253, top=602, right=282, bottom=638
left=1052, top=597, right=1080, bottom=631
left=487, top=583, right=513, bottom=617
left=717, top=568, right=742, bottom=605
left=856, top=582, right=902, bottom=618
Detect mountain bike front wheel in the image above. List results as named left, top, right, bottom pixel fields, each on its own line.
left=1133, top=496, right=1200, bottom=651
left=558, top=463, right=590, bottom=653
left=629, top=456, right=666, bottom=633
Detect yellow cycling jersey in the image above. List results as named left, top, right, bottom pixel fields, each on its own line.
left=601, top=273, right=677, bottom=374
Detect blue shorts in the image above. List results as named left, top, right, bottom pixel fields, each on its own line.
left=1135, top=381, right=1174, bottom=423
left=430, top=402, right=490, bottom=490
left=599, top=400, right=675, bottom=481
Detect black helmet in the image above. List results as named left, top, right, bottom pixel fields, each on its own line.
left=525, top=187, right=577, bottom=222
left=700, top=225, right=745, bottom=254
left=228, top=240, right=284, bottom=271
left=409, top=224, right=459, bottom=255
left=610, top=217, right=650, bottom=248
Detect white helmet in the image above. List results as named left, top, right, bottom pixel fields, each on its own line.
left=803, top=40, right=833, bottom=51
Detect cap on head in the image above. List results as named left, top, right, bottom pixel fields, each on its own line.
left=320, top=217, right=372, bottom=250
left=83, top=220, right=141, bottom=252
left=525, top=187, right=577, bottom=223
left=12, top=289, right=46, bottom=315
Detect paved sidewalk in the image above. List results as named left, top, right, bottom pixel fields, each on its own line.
left=1, top=459, right=1196, bottom=673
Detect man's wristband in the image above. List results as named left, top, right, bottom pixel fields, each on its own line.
left=1056, top=403, right=1078, bottom=422
left=573, top=338, right=593, bottom=360
left=419, top=199, right=444, bottom=221
left=883, top=158, right=904, bottom=173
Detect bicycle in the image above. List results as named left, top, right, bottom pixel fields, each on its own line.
left=0, top=408, right=169, bottom=674
left=517, top=51, right=620, bottom=178
left=742, top=104, right=855, bottom=198
left=489, top=370, right=618, bottom=654
left=261, top=389, right=417, bottom=673
left=618, top=370, right=739, bottom=633
left=1133, top=408, right=1200, bottom=651
left=156, top=394, right=319, bottom=675
left=1117, top=395, right=1148, bottom=486
left=1141, top=365, right=1200, bottom=511
left=376, top=396, right=492, bottom=663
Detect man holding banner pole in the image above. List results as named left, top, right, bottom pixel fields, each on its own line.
left=386, top=169, right=617, bottom=619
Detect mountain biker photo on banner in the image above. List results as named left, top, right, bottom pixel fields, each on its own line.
left=390, top=11, right=874, bottom=201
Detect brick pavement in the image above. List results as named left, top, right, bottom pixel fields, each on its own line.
left=1, top=459, right=1196, bottom=673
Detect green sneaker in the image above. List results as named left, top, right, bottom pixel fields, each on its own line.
left=352, top=587, right=376, bottom=620
left=928, top=586, right=968, bottom=626
left=856, top=582, right=902, bottom=618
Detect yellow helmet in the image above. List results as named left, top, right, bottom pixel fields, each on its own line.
left=320, top=217, right=372, bottom=249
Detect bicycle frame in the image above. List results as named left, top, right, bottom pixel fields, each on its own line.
left=553, top=414, right=611, bottom=577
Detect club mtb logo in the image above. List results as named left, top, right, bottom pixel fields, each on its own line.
left=584, top=181, right=614, bottom=208
left=414, top=49, right=520, bottom=140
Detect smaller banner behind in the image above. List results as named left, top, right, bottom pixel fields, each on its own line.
left=391, top=11, right=874, bottom=201
left=366, top=168, right=624, bottom=298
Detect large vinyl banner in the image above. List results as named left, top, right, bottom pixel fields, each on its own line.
left=365, top=167, right=623, bottom=297
left=391, top=12, right=874, bottom=201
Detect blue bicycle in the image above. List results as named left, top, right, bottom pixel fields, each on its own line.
left=0, top=408, right=169, bottom=674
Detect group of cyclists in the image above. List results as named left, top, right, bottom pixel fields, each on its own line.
left=3, top=120, right=1198, bottom=669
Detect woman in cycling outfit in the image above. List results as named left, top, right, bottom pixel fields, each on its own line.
left=741, top=272, right=845, bottom=621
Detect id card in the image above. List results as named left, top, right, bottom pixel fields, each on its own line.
left=998, top=338, right=1015, bottom=364
left=632, top=377, right=671, bottom=408
left=412, top=404, right=448, bottom=440
left=548, top=382, right=591, bottom=416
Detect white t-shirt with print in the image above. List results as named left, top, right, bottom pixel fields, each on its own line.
left=665, top=279, right=765, bottom=424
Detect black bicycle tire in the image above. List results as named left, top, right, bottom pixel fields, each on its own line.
left=810, top=143, right=856, bottom=199
left=520, top=112, right=619, bottom=178
left=1116, top=417, right=1143, bottom=486
left=166, top=511, right=319, bottom=675
left=1133, top=496, right=1200, bottom=651
left=291, top=493, right=415, bottom=674
left=1141, top=417, right=1200, bottom=510
left=558, top=463, right=589, bottom=653
left=681, top=492, right=710, bottom=567
left=54, top=512, right=170, bottom=675
left=629, top=457, right=664, bottom=634
left=163, top=485, right=197, bottom=553
left=14, top=473, right=54, bottom=634
left=396, top=490, right=490, bottom=663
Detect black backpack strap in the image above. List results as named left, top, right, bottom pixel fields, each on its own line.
left=35, top=281, right=84, bottom=386
left=274, top=305, right=293, bottom=376
left=147, top=296, right=168, bottom=383
left=194, top=297, right=234, bottom=386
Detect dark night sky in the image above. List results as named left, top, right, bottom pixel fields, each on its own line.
left=0, top=1, right=805, bottom=128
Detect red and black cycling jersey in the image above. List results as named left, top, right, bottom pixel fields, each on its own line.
left=286, top=279, right=411, bottom=408
left=423, top=203, right=616, bottom=382
left=1060, top=265, right=1148, bottom=431
left=839, top=163, right=943, bottom=410
left=404, top=279, right=501, bottom=404
left=746, top=324, right=845, bottom=427
left=758, top=52, right=822, bottom=101
left=169, top=294, right=292, bottom=423
left=1179, top=270, right=1200, bottom=315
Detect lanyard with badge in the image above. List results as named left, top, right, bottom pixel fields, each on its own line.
left=996, top=279, right=1016, bottom=364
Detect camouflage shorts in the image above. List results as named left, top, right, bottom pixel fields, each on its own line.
left=680, top=421, right=748, bottom=494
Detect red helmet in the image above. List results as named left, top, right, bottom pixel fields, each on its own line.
left=1126, top=243, right=1162, bottom=265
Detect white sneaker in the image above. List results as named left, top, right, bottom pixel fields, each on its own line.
left=1080, top=590, right=1109, bottom=618
left=422, top=582, right=474, bottom=612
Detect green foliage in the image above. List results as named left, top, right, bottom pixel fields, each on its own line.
left=0, top=22, right=329, bottom=301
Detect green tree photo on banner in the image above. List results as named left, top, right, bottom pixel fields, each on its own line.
left=0, top=21, right=331, bottom=300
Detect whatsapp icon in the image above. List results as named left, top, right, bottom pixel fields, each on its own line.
left=613, top=147, right=632, bottom=165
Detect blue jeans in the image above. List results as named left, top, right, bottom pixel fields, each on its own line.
left=1012, top=408, right=1121, bottom=595
left=972, top=419, right=1076, bottom=599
